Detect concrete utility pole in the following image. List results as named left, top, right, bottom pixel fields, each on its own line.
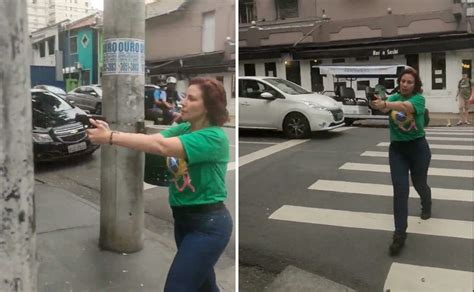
left=100, top=0, right=145, bottom=252
left=0, top=1, right=38, bottom=291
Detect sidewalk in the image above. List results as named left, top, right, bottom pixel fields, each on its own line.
left=36, top=182, right=235, bottom=292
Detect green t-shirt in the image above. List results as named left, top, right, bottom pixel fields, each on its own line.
left=387, top=93, right=426, bottom=142
left=160, top=122, right=229, bottom=206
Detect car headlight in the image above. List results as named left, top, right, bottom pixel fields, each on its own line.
left=32, top=133, right=53, bottom=143
left=302, top=101, right=329, bottom=111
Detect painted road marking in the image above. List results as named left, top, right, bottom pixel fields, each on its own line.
left=308, top=180, right=473, bottom=202
left=269, top=205, right=473, bottom=239
left=239, top=139, right=310, bottom=168
left=384, top=263, right=473, bottom=292
left=144, top=182, right=157, bottom=190
left=426, top=127, right=473, bottom=132
left=340, top=162, right=473, bottom=178
left=331, top=126, right=355, bottom=132
left=426, top=136, right=473, bottom=142
left=361, top=151, right=473, bottom=162
left=377, top=142, right=473, bottom=151
left=425, top=132, right=474, bottom=136
left=239, top=141, right=280, bottom=145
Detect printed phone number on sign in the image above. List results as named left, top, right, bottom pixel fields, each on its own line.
left=103, top=62, right=141, bottom=73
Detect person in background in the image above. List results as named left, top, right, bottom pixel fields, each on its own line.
left=87, top=77, right=232, bottom=291
left=371, top=68, right=432, bottom=257
left=456, top=73, right=472, bottom=126
left=144, top=84, right=163, bottom=124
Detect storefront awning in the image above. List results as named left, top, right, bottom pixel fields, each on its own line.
left=240, top=33, right=474, bottom=60
left=317, top=65, right=406, bottom=76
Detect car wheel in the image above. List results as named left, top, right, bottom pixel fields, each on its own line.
left=283, top=112, right=310, bottom=139
left=95, top=103, right=102, bottom=114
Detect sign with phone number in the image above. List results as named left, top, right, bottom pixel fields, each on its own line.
left=103, top=38, right=145, bottom=75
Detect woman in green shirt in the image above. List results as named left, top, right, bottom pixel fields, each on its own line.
left=371, top=68, right=432, bottom=257
left=87, top=77, right=232, bottom=291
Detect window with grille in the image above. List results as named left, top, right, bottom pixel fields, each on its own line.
left=239, top=0, right=255, bottom=23
left=276, top=0, right=298, bottom=20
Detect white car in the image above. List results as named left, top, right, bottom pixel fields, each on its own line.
left=239, top=76, right=345, bottom=139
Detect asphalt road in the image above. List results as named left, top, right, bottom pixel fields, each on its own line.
left=34, top=127, right=237, bottom=259
left=239, top=126, right=473, bottom=291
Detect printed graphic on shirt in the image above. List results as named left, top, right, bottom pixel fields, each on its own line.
left=390, top=110, right=418, bottom=132
left=166, top=156, right=195, bottom=192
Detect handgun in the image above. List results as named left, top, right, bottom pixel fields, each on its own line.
left=366, top=87, right=377, bottom=101
left=75, top=114, right=107, bottom=128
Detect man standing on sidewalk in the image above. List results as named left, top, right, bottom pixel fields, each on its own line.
left=456, top=74, right=472, bottom=126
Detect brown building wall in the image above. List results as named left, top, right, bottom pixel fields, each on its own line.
left=146, top=0, right=235, bottom=62
left=240, top=0, right=470, bottom=47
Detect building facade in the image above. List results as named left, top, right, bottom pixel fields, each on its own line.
left=28, top=0, right=49, bottom=33
left=48, top=0, right=95, bottom=26
left=145, top=0, right=236, bottom=115
left=60, top=13, right=103, bottom=90
left=239, top=0, right=474, bottom=113
left=27, top=0, right=94, bottom=33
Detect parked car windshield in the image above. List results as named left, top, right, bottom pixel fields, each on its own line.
left=32, top=91, right=73, bottom=113
left=263, top=78, right=310, bottom=95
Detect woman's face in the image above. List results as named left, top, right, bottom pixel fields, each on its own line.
left=181, top=84, right=208, bottom=123
left=399, top=73, right=416, bottom=96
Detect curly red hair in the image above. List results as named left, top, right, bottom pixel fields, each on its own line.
left=189, top=78, right=229, bottom=126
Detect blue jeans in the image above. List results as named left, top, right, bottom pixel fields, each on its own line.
left=389, top=137, right=432, bottom=235
left=164, top=206, right=233, bottom=292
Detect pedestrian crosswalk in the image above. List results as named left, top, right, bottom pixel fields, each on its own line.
left=268, top=126, right=474, bottom=290
left=384, top=263, right=474, bottom=292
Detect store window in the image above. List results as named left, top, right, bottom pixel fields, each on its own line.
left=239, top=0, right=255, bottom=23
left=310, top=60, right=323, bottom=92
left=285, top=60, right=301, bottom=85
left=462, top=59, right=472, bottom=79
left=264, top=62, right=277, bottom=77
left=276, top=0, right=298, bottom=20
left=244, top=63, right=256, bottom=76
left=406, top=54, right=419, bottom=73
left=431, top=52, right=446, bottom=90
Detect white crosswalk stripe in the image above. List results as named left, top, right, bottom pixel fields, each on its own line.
left=308, top=180, right=473, bottom=202
left=340, top=162, right=474, bottom=178
left=426, top=127, right=473, bottom=132
left=426, top=136, right=473, bottom=142
left=425, top=131, right=473, bottom=136
left=361, top=150, right=474, bottom=162
left=384, top=263, right=474, bottom=291
left=270, top=205, right=473, bottom=239
left=377, top=142, right=473, bottom=151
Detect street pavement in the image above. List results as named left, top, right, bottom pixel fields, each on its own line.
left=239, top=125, right=473, bottom=291
left=34, top=126, right=236, bottom=291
